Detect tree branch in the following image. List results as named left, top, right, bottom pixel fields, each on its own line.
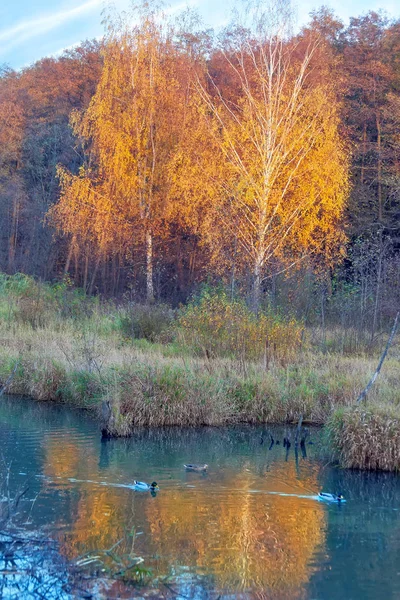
left=356, top=312, right=399, bottom=403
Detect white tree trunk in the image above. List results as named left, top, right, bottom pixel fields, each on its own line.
left=252, top=255, right=263, bottom=313
left=146, top=230, right=155, bottom=304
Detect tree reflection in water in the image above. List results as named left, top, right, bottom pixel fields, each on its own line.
left=3, top=399, right=400, bottom=599
left=42, top=427, right=326, bottom=598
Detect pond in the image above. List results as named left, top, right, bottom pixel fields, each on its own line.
left=0, top=395, right=399, bottom=599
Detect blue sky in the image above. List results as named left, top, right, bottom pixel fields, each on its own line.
left=1, top=0, right=399, bottom=70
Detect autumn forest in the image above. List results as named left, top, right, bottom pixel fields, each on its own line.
left=0, top=2, right=399, bottom=324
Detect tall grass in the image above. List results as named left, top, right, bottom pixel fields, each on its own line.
left=326, top=404, right=400, bottom=471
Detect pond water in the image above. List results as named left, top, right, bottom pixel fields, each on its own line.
left=0, top=395, right=400, bottom=599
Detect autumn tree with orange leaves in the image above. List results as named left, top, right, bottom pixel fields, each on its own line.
left=195, top=3, right=349, bottom=311
left=47, top=0, right=351, bottom=307
left=49, top=2, right=193, bottom=302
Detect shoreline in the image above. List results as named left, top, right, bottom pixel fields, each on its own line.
left=1, top=326, right=399, bottom=471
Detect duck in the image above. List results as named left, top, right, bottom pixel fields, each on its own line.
left=133, top=480, right=159, bottom=491
left=184, top=464, right=208, bottom=472
left=318, top=492, right=345, bottom=503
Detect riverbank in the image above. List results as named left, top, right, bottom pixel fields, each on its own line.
left=0, top=275, right=399, bottom=471
left=1, top=317, right=399, bottom=460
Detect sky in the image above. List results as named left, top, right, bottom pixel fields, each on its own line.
left=1, top=0, right=399, bottom=70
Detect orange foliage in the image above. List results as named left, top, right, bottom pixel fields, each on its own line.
left=46, top=1, right=349, bottom=302
left=48, top=6, right=196, bottom=301
left=194, top=30, right=349, bottom=308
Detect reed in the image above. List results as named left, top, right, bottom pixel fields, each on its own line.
left=326, top=404, right=400, bottom=472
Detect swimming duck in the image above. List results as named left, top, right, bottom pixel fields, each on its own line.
left=184, top=464, right=208, bottom=472
left=133, top=480, right=159, bottom=491
left=318, top=492, right=345, bottom=503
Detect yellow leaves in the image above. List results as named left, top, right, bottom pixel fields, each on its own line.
left=49, top=8, right=195, bottom=262
left=195, top=37, right=349, bottom=284
left=47, top=4, right=349, bottom=293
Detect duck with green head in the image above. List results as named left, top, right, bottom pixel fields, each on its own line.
left=133, top=480, right=159, bottom=492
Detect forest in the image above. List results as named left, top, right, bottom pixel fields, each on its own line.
left=0, top=3, right=399, bottom=327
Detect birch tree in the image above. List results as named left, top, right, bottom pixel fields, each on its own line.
left=197, top=2, right=349, bottom=310
left=49, top=2, right=186, bottom=302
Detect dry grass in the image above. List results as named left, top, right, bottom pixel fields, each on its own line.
left=326, top=403, right=400, bottom=471
left=2, top=277, right=399, bottom=468
left=1, top=316, right=399, bottom=441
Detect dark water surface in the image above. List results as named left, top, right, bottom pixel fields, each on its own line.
left=0, top=396, right=399, bottom=599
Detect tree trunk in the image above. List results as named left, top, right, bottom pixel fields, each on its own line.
left=64, top=236, right=76, bottom=275
left=320, top=283, right=326, bottom=352
left=376, top=113, right=382, bottom=223
left=361, top=122, right=367, bottom=185
left=83, top=250, right=89, bottom=293
left=252, top=256, right=263, bottom=314
left=230, top=235, right=237, bottom=301
left=8, top=197, right=20, bottom=274
left=146, top=230, right=154, bottom=304
left=88, top=254, right=101, bottom=295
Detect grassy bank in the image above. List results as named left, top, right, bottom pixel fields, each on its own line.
left=0, top=274, right=399, bottom=470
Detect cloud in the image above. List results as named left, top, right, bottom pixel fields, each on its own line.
left=0, top=0, right=104, bottom=55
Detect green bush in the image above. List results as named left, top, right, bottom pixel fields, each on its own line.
left=0, top=273, right=99, bottom=328
left=116, top=303, right=175, bottom=342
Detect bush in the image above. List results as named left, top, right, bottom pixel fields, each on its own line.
left=116, top=303, right=175, bottom=342
left=0, top=273, right=98, bottom=328
left=177, top=289, right=304, bottom=363
left=0, top=274, right=52, bottom=328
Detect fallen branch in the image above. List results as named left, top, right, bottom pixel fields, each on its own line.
left=356, top=312, right=399, bottom=403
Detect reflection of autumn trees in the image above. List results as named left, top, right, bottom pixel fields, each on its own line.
left=145, top=464, right=325, bottom=598
left=41, top=433, right=326, bottom=597
left=43, top=437, right=81, bottom=479
left=42, top=435, right=131, bottom=557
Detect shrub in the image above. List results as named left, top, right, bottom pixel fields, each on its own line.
left=177, top=289, right=303, bottom=363
left=116, top=303, right=175, bottom=342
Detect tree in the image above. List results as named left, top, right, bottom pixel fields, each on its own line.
left=0, top=67, right=26, bottom=273
left=195, top=4, right=349, bottom=310
left=0, top=42, right=102, bottom=280
left=341, top=12, right=400, bottom=235
left=49, top=2, right=191, bottom=302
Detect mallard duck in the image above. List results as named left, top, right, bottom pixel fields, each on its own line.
left=318, top=492, right=345, bottom=503
left=184, top=464, right=208, bottom=472
left=133, top=480, right=159, bottom=491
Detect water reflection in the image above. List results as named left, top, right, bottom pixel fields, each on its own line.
left=0, top=396, right=399, bottom=599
